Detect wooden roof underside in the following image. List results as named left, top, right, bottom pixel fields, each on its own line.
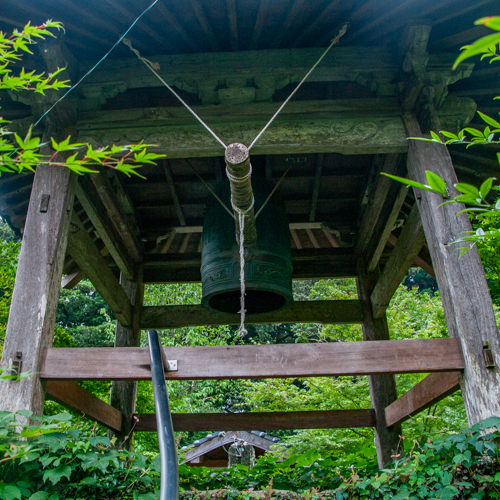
left=0, top=0, right=499, bottom=283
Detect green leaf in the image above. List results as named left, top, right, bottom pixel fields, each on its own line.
left=0, top=486, right=22, bottom=500
left=28, top=493, right=49, bottom=500
left=476, top=16, right=500, bottom=31
left=381, top=173, right=441, bottom=194
left=42, top=465, right=72, bottom=485
left=479, top=178, right=494, bottom=200
left=464, top=127, right=486, bottom=138
left=478, top=111, right=500, bottom=129
left=455, top=183, right=480, bottom=197
left=426, top=170, right=446, bottom=195
left=453, top=33, right=500, bottom=69
left=430, top=131, right=443, bottom=143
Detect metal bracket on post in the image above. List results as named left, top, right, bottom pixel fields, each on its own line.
left=482, top=342, right=495, bottom=369
left=164, top=360, right=178, bottom=372
left=12, top=351, right=22, bottom=378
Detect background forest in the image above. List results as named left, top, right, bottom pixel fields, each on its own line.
left=3, top=215, right=497, bottom=460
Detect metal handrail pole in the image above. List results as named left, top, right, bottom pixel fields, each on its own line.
left=147, top=329, right=179, bottom=500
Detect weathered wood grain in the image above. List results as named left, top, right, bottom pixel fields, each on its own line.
left=143, top=248, right=358, bottom=283
left=40, top=339, right=464, bottom=381
left=0, top=165, right=75, bottom=415
left=404, top=112, right=500, bottom=424
left=140, top=300, right=364, bottom=329
left=87, top=173, right=142, bottom=264
left=66, top=212, right=132, bottom=326
left=371, top=203, right=425, bottom=318
left=46, top=380, right=123, bottom=432
left=108, top=273, right=144, bottom=448
left=385, top=372, right=460, bottom=428
left=135, top=409, right=376, bottom=432
left=357, top=261, right=401, bottom=467
left=75, top=177, right=135, bottom=280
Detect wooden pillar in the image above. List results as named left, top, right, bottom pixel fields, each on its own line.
left=404, top=112, right=500, bottom=423
left=108, top=270, right=144, bottom=449
left=356, top=261, right=402, bottom=467
left=0, top=165, right=75, bottom=415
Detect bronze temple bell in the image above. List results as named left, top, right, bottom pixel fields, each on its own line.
left=201, top=143, right=293, bottom=315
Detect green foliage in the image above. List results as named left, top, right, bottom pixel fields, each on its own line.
left=0, top=23, right=164, bottom=177
left=1, top=411, right=498, bottom=499
left=0, top=233, right=20, bottom=355
left=0, top=412, right=160, bottom=499
left=179, top=418, right=500, bottom=497
left=384, top=16, right=500, bottom=258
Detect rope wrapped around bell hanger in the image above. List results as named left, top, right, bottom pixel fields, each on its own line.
left=225, top=143, right=257, bottom=248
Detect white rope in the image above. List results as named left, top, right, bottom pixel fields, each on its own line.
left=123, top=39, right=227, bottom=150
left=248, top=22, right=349, bottom=151
left=231, top=197, right=254, bottom=337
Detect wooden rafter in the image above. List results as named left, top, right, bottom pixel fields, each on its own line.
left=163, top=161, right=186, bottom=226
left=387, top=233, right=435, bottom=278
left=309, top=153, right=324, bottom=222
left=249, top=0, right=269, bottom=49
left=190, top=0, right=221, bottom=52
left=226, top=0, right=239, bottom=51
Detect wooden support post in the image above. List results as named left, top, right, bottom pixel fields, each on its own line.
left=357, top=261, right=402, bottom=468
left=0, top=165, right=75, bottom=415
left=385, top=372, right=460, bottom=428
left=108, top=272, right=144, bottom=449
left=404, top=112, right=500, bottom=423
left=371, top=203, right=426, bottom=318
left=0, top=34, right=77, bottom=416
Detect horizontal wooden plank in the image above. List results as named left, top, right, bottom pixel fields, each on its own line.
left=40, top=338, right=464, bottom=381
left=140, top=300, right=363, bottom=329
left=45, top=380, right=123, bottom=432
left=134, top=409, right=376, bottom=432
left=385, top=372, right=461, bottom=428
left=143, top=248, right=358, bottom=283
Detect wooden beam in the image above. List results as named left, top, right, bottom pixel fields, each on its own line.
left=371, top=203, right=425, bottom=319
left=404, top=112, right=500, bottom=424
left=270, top=0, right=307, bottom=48
left=309, top=154, right=324, bottom=222
left=40, top=338, right=464, bottom=381
left=163, top=162, right=186, bottom=226
left=249, top=0, right=269, bottom=49
left=226, top=0, right=239, bottom=51
left=46, top=380, right=123, bottom=432
left=75, top=177, right=136, bottom=280
left=190, top=0, right=221, bottom=52
left=143, top=248, right=358, bottom=283
left=388, top=234, right=435, bottom=278
left=385, top=372, right=461, bottom=428
left=88, top=172, right=142, bottom=264
left=77, top=99, right=409, bottom=157
left=367, top=184, right=408, bottom=273
left=356, top=154, right=404, bottom=263
left=140, top=300, right=364, bottom=329
left=61, top=270, right=85, bottom=289
left=66, top=212, right=132, bottom=326
left=135, top=409, right=376, bottom=432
